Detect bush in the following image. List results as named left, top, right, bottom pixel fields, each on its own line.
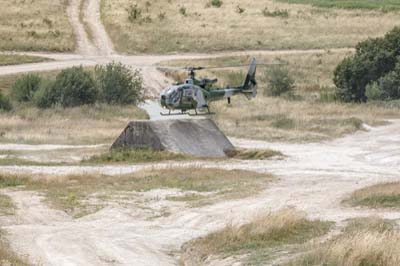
left=34, top=67, right=97, bottom=108
left=95, top=62, right=144, bottom=105
left=265, top=67, right=294, bottom=96
left=262, top=8, right=289, bottom=18
left=365, top=82, right=384, bottom=101
left=33, top=80, right=57, bottom=108
left=11, top=74, right=42, bottom=102
left=0, top=92, right=12, bottom=111
left=210, top=0, right=223, bottom=8
left=334, top=27, right=400, bottom=102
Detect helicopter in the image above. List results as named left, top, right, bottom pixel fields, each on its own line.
left=158, top=58, right=259, bottom=116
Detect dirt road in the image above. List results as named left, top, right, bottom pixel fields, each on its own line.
left=1, top=120, right=400, bottom=265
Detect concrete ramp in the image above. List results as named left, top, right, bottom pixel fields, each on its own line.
left=111, top=119, right=234, bottom=157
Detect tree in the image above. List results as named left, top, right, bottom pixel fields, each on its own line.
left=95, top=62, right=144, bottom=105
left=334, top=27, right=400, bottom=102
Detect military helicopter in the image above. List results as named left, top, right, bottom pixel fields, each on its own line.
left=158, top=58, right=260, bottom=116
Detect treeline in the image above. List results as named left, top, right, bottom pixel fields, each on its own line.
left=2, top=62, right=144, bottom=110
left=335, top=27, right=400, bottom=102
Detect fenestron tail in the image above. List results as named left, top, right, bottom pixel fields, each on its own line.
left=242, top=58, right=257, bottom=98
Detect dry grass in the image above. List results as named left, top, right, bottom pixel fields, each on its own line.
left=0, top=104, right=148, bottom=145
left=0, top=54, right=50, bottom=66
left=101, top=0, right=400, bottom=54
left=0, top=70, right=148, bottom=145
left=287, top=217, right=400, bottom=266
left=0, top=231, right=29, bottom=266
left=161, top=52, right=400, bottom=142
left=0, top=194, right=14, bottom=216
left=181, top=209, right=331, bottom=265
left=0, top=168, right=273, bottom=217
left=0, top=0, right=75, bottom=52
left=344, top=182, right=400, bottom=208
left=225, top=148, right=284, bottom=160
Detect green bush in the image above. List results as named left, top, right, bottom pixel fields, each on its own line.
left=34, top=67, right=97, bottom=108
left=262, top=8, right=289, bottom=17
left=33, top=80, right=57, bottom=108
left=365, top=82, right=384, bottom=101
left=334, top=27, right=400, bottom=102
left=210, top=0, right=223, bottom=8
left=95, top=62, right=144, bottom=105
left=265, top=67, right=294, bottom=96
left=11, top=74, right=42, bottom=102
left=0, top=92, right=12, bottom=111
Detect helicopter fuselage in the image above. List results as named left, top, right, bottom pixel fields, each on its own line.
left=160, top=79, right=240, bottom=113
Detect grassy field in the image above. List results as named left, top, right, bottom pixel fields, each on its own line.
left=0, top=168, right=273, bottom=217
left=344, top=182, right=400, bottom=208
left=101, top=0, right=400, bottom=54
left=181, top=209, right=331, bottom=265
left=0, top=54, right=50, bottom=66
left=0, top=70, right=148, bottom=145
left=0, top=0, right=75, bottom=52
left=278, top=0, right=400, bottom=10
left=288, top=217, right=399, bottom=266
left=161, top=52, right=400, bottom=142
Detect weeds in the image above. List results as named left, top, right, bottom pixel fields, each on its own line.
left=344, top=182, right=400, bottom=208
left=262, top=8, right=289, bottom=18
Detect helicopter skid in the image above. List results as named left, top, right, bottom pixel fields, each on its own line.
left=160, top=111, right=189, bottom=116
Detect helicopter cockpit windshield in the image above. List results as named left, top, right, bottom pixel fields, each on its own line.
left=161, top=86, right=181, bottom=108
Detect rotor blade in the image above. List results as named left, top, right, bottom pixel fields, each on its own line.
left=201, top=62, right=287, bottom=70
left=156, top=62, right=287, bottom=71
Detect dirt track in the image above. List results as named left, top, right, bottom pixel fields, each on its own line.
left=1, top=121, right=400, bottom=265
left=0, top=0, right=398, bottom=265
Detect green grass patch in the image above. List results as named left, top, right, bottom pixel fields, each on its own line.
left=85, top=149, right=192, bottom=164
left=277, top=0, right=400, bottom=11
left=0, top=54, right=50, bottom=66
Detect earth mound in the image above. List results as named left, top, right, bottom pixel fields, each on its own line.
left=111, top=119, right=234, bottom=157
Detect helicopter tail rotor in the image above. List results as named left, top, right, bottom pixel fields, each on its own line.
left=241, top=58, right=257, bottom=99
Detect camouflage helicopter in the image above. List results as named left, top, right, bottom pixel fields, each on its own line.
left=158, top=58, right=260, bottom=116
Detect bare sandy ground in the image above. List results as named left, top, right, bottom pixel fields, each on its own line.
left=0, top=120, right=400, bottom=265
left=0, top=0, right=397, bottom=265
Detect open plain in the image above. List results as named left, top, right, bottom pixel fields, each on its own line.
left=0, top=0, right=400, bottom=265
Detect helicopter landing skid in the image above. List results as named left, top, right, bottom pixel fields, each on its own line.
left=160, top=111, right=189, bottom=116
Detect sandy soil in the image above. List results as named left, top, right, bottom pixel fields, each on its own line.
left=0, top=0, right=398, bottom=265
left=0, top=120, right=399, bottom=265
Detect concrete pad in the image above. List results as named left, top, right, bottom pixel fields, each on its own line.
left=111, top=119, right=234, bottom=157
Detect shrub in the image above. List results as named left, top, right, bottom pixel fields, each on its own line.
left=265, top=67, right=294, bottom=96
left=210, top=0, right=223, bottom=8
left=33, top=80, right=57, bottom=108
left=179, top=6, right=187, bottom=16
left=11, top=73, right=42, bottom=102
left=334, top=27, right=400, bottom=102
left=127, top=3, right=141, bottom=22
left=236, top=5, right=245, bottom=13
left=0, top=92, right=12, bottom=111
left=95, top=62, right=144, bottom=105
left=34, top=67, right=97, bottom=108
left=262, top=8, right=289, bottom=18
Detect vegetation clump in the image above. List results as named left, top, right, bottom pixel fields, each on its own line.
left=95, top=63, right=144, bottom=105
left=344, top=182, right=400, bottom=208
left=11, top=74, right=41, bottom=102
left=288, top=217, right=400, bottom=266
left=262, top=7, right=289, bottom=18
left=11, top=62, right=145, bottom=109
left=265, top=67, right=294, bottom=96
left=334, top=27, right=400, bottom=102
left=210, top=0, right=223, bottom=8
left=182, top=209, right=331, bottom=264
left=85, top=149, right=190, bottom=163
